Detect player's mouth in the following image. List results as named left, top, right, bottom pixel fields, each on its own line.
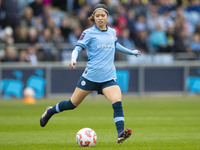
left=98, top=21, right=103, bottom=24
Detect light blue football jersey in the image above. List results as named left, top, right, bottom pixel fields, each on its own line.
left=77, top=24, right=117, bottom=83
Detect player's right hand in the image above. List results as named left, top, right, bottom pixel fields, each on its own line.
left=70, top=61, right=76, bottom=69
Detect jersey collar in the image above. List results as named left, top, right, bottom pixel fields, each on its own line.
left=94, top=24, right=108, bottom=32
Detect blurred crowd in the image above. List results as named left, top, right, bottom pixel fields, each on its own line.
left=0, top=0, right=200, bottom=64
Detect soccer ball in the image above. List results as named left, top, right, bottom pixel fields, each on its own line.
left=76, top=128, right=97, bottom=147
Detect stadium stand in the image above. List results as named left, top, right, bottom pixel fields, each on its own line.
left=0, top=0, right=200, bottom=64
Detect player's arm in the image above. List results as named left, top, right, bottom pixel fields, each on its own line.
left=115, top=42, right=141, bottom=56
left=70, top=45, right=83, bottom=69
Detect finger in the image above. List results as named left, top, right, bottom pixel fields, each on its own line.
left=69, top=61, right=76, bottom=68
left=72, top=64, right=76, bottom=69
left=69, top=63, right=75, bottom=69
left=71, top=65, right=76, bottom=69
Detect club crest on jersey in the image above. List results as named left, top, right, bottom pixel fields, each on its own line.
left=112, top=36, right=115, bottom=41
left=79, top=32, right=86, bottom=40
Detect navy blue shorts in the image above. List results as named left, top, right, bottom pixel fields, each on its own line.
left=76, top=76, right=118, bottom=95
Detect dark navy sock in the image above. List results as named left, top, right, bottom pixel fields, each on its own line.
left=48, top=100, right=76, bottom=116
left=112, top=101, right=124, bottom=134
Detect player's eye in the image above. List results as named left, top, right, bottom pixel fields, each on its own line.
left=101, top=14, right=105, bottom=17
left=96, top=14, right=99, bottom=17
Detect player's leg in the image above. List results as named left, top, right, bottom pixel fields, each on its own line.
left=40, top=88, right=91, bottom=127
left=48, top=87, right=91, bottom=115
left=70, top=87, right=91, bottom=106
left=102, top=85, right=124, bottom=133
left=102, top=85, right=131, bottom=144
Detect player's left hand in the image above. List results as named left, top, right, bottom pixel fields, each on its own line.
left=132, top=50, right=141, bottom=57
left=137, top=50, right=141, bottom=57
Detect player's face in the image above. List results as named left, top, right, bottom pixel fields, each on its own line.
left=94, top=9, right=108, bottom=29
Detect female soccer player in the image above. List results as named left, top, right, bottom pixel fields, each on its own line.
left=40, top=4, right=141, bottom=144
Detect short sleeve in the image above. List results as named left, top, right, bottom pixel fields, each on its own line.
left=114, top=29, right=118, bottom=44
left=115, top=36, right=118, bottom=43
left=76, top=31, right=90, bottom=49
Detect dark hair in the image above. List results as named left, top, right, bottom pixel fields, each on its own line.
left=88, top=4, right=109, bottom=24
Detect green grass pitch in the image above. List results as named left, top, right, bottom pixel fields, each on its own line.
left=0, top=96, right=200, bottom=150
